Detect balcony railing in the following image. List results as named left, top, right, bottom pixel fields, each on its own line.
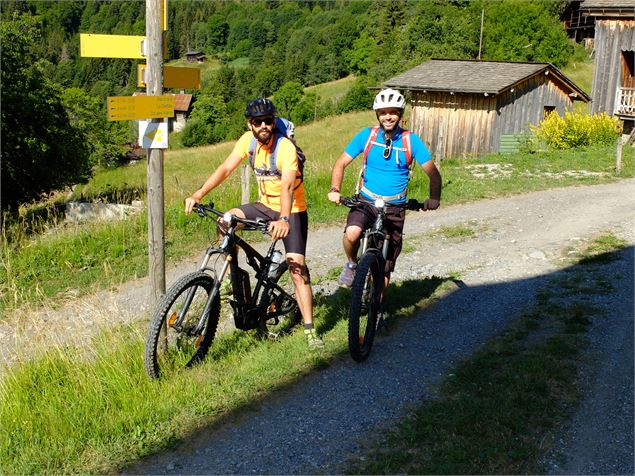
left=615, top=87, right=635, bottom=117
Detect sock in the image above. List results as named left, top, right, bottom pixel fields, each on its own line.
left=304, top=323, right=314, bottom=330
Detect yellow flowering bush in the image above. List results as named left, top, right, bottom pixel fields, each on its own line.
left=531, top=112, right=622, bottom=149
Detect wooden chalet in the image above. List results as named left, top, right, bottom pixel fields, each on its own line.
left=581, top=0, right=635, bottom=127
left=172, top=93, right=193, bottom=132
left=384, top=59, right=590, bottom=159
left=562, top=0, right=595, bottom=44
left=185, top=51, right=206, bottom=63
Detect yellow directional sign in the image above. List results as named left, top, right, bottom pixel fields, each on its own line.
left=81, top=33, right=146, bottom=59
left=137, top=64, right=200, bottom=89
left=107, top=95, right=175, bottom=121
left=80, top=34, right=168, bottom=59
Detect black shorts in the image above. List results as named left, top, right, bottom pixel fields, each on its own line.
left=345, top=201, right=406, bottom=273
left=239, top=202, right=309, bottom=256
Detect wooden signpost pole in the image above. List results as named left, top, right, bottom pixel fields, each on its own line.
left=145, top=0, right=166, bottom=306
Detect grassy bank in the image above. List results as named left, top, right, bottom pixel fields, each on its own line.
left=2, top=107, right=632, bottom=313
left=0, top=272, right=444, bottom=474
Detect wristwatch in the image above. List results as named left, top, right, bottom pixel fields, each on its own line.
left=329, top=186, right=340, bottom=193
left=279, top=216, right=290, bottom=222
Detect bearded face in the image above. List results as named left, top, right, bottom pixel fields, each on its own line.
left=249, top=116, right=275, bottom=144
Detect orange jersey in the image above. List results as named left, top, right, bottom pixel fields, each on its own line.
left=232, top=131, right=307, bottom=213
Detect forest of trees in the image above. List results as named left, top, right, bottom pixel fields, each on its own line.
left=1, top=0, right=575, bottom=212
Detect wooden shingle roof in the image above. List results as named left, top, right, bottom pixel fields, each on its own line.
left=582, top=0, right=635, bottom=16
left=384, top=59, right=589, bottom=100
left=582, top=0, right=635, bottom=9
left=174, top=94, right=192, bottom=112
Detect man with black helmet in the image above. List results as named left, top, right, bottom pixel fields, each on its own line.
left=327, top=88, right=441, bottom=315
left=185, top=98, right=323, bottom=349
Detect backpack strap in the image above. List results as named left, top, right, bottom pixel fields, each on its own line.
left=356, top=126, right=380, bottom=194
left=402, top=130, right=412, bottom=168
left=248, top=133, right=303, bottom=194
left=362, top=126, right=380, bottom=164
left=248, top=134, right=284, bottom=177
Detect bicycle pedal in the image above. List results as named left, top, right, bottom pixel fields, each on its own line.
left=168, top=312, right=177, bottom=328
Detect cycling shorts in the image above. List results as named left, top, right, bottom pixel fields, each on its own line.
left=239, top=202, right=309, bottom=256
left=345, top=200, right=406, bottom=273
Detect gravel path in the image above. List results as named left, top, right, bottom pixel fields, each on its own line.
left=2, top=180, right=633, bottom=474
left=120, top=179, right=633, bottom=475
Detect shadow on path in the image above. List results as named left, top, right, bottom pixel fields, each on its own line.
left=122, top=248, right=634, bottom=475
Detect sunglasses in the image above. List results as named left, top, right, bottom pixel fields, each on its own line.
left=383, top=138, right=393, bottom=159
left=250, top=116, right=275, bottom=127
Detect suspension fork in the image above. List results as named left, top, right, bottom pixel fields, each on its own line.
left=173, top=244, right=232, bottom=333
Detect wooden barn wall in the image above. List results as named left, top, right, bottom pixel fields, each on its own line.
left=493, top=75, right=574, bottom=150
left=591, top=19, right=635, bottom=114
left=410, top=92, right=496, bottom=160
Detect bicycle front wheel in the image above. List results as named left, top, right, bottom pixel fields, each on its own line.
left=348, top=251, right=383, bottom=362
left=144, top=271, right=220, bottom=379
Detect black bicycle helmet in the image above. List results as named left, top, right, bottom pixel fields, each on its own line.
left=245, top=98, right=277, bottom=118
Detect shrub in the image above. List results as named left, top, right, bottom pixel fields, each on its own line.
left=531, top=112, right=621, bottom=149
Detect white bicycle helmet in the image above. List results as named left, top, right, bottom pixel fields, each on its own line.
left=373, top=88, right=406, bottom=110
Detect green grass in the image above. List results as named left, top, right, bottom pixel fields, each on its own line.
left=561, top=46, right=594, bottom=114
left=305, top=75, right=356, bottom=102
left=345, top=233, right=628, bottom=475
left=0, top=275, right=446, bottom=474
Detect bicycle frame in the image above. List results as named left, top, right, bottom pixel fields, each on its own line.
left=174, top=204, right=293, bottom=334
left=358, top=201, right=390, bottom=261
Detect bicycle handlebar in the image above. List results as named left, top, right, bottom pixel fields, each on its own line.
left=193, top=203, right=270, bottom=233
left=338, top=196, right=426, bottom=211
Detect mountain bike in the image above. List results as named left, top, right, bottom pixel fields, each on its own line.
left=339, top=196, right=424, bottom=362
left=144, top=203, right=300, bottom=379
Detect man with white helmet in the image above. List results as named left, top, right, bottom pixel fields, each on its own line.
left=327, top=88, right=441, bottom=292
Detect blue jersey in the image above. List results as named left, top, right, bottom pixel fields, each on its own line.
left=344, top=126, right=432, bottom=204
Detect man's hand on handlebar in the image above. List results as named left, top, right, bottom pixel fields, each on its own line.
left=184, top=196, right=201, bottom=215
left=268, top=219, right=290, bottom=241
left=423, top=198, right=440, bottom=211
left=407, top=198, right=440, bottom=211
left=327, top=191, right=341, bottom=204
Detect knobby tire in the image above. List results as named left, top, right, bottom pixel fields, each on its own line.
left=348, top=251, right=383, bottom=362
left=144, top=271, right=220, bottom=379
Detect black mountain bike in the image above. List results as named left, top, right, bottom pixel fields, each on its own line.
left=144, top=203, right=300, bottom=379
left=339, top=196, right=424, bottom=362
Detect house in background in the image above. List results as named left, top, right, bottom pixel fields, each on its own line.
left=581, top=0, right=635, bottom=133
left=562, top=0, right=596, bottom=45
left=384, top=59, right=589, bottom=160
left=172, top=93, right=193, bottom=133
left=185, top=51, right=206, bottom=63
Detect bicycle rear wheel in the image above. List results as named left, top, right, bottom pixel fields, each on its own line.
left=348, top=251, right=383, bottom=362
left=144, top=271, right=220, bottom=379
left=257, top=263, right=301, bottom=338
